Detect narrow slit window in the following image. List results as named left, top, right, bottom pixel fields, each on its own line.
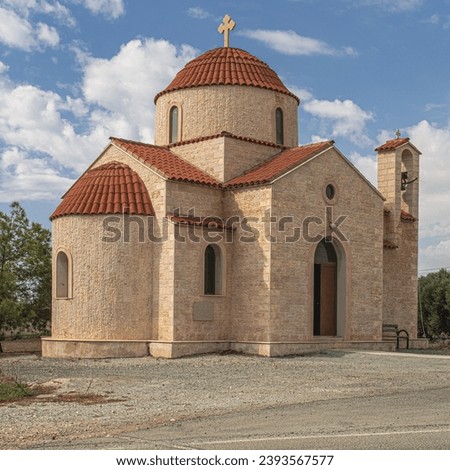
left=56, top=251, right=69, bottom=298
left=169, top=106, right=179, bottom=144
left=204, top=244, right=222, bottom=295
left=276, top=107, right=284, bottom=145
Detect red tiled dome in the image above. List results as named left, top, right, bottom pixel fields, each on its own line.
left=50, top=162, right=155, bottom=220
left=154, top=47, right=299, bottom=103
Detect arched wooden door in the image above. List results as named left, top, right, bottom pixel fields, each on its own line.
left=313, top=239, right=337, bottom=336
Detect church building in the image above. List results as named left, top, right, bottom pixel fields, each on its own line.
left=42, top=17, right=425, bottom=358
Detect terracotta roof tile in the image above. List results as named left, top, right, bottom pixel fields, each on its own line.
left=224, top=141, right=334, bottom=188
left=50, top=162, right=155, bottom=220
left=111, top=137, right=221, bottom=187
left=375, top=138, right=410, bottom=152
left=167, top=131, right=286, bottom=150
left=401, top=209, right=416, bottom=222
left=155, top=47, right=299, bottom=103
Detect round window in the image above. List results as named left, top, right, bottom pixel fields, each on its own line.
left=325, top=184, right=335, bottom=200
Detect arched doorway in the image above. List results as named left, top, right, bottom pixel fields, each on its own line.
left=313, top=239, right=339, bottom=336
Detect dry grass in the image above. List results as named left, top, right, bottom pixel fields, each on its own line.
left=0, top=371, right=35, bottom=402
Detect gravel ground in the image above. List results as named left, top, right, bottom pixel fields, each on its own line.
left=1, top=349, right=450, bottom=449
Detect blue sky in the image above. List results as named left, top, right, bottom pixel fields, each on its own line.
left=0, top=0, right=449, bottom=272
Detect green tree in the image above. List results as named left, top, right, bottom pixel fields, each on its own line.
left=419, top=269, right=450, bottom=339
left=0, top=202, right=51, bottom=344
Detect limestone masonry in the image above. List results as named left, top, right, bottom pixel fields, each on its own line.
left=43, top=34, right=425, bottom=358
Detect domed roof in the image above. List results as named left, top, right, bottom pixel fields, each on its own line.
left=50, top=161, right=155, bottom=220
left=154, top=47, right=299, bottom=103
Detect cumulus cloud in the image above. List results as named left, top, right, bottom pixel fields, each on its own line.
left=0, top=38, right=197, bottom=201
left=36, top=22, right=60, bottom=47
left=0, top=1, right=71, bottom=51
left=0, top=7, right=37, bottom=50
left=420, top=240, right=450, bottom=272
left=239, top=29, right=357, bottom=56
left=81, top=38, right=198, bottom=142
left=348, top=152, right=378, bottom=185
left=2, top=0, right=74, bottom=24
left=77, top=0, right=125, bottom=19
left=0, top=147, right=74, bottom=202
left=303, top=97, right=374, bottom=146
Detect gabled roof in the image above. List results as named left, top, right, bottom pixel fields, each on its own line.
left=111, top=137, right=221, bottom=187
left=375, top=137, right=410, bottom=152
left=375, top=137, right=422, bottom=154
left=154, top=47, right=299, bottom=103
left=50, top=162, right=155, bottom=220
left=224, top=141, right=334, bottom=188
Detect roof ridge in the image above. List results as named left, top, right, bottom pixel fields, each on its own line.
left=110, top=136, right=159, bottom=148
left=375, top=137, right=410, bottom=152
left=224, top=140, right=334, bottom=188
left=167, top=131, right=288, bottom=150
left=111, top=136, right=222, bottom=188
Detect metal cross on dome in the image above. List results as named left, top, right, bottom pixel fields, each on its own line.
left=218, top=14, right=236, bottom=48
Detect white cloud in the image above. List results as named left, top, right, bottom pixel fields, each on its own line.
left=0, top=61, right=9, bottom=74
left=420, top=240, right=450, bottom=272
left=0, top=37, right=197, bottom=202
left=0, top=7, right=36, bottom=50
left=348, top=152, right=377, bottom=185
left=77, top=0, right=125, bottom=19
left=0, top=147, right=74, bottom=202
left=36, top=22, right=60, bottom=47
left=239, top=29, right=357, bottom=56
left=0, top=80, right=103, bottom=172
left=39, top=1, right=75, bottom=26
left=0, top=2, right=66, bottom=51
left=82, top=38, right=198, bottom=142
left=303, top=98, right=374, bottom=146
left=1, top=0, right=75, bottom=26
left=353, top=0, right=423, bottom=12
left=187, top=7, right=211, bottom=20
left=287, top=86, right=313, bottom=102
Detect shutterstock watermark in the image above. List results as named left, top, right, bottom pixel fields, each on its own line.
left=101, top=207, right=348, bottom=244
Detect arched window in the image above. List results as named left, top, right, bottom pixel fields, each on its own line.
left=169, top=105, right=179, bottom=144
left=275, top=107, right=284, bottom=145
left=56, top=251, right=70, bottom=298
left=204, top=244, right=222, bottom=295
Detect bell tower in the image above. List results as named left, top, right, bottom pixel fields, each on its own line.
left=376, top=132, right=421, bottom=339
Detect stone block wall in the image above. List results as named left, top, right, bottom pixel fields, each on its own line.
left=224, top=186, right=273, bottom=342
left=51, top=215, right=153, bottom=340
left=270, top=148, right=385, bottom=342
left=382, top=220, right=419, bottom=338
left=154, top=86, right=298, bottom=147
left=172, top=136, right=280, bottom=182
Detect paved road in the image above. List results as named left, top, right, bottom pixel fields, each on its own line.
left=37, top=383, right=450, bottom=450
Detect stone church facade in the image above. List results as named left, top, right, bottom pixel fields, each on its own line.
left=42, top=36, right=424, bottom=358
